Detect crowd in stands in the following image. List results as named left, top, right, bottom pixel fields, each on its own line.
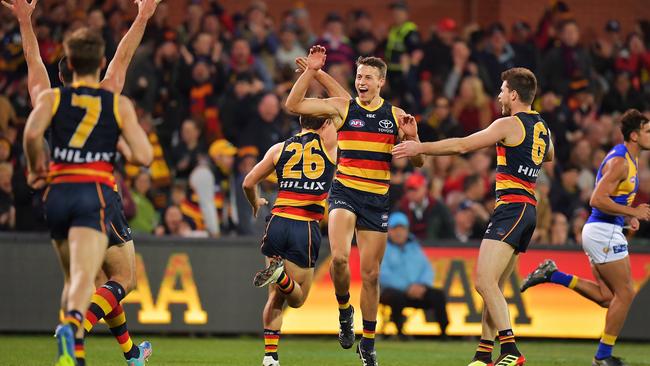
left=1, top=0, right=650, bottom=245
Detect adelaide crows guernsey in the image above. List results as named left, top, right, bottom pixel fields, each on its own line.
left=336, top=98, right=399, bottom=196
left=587, top=144, right=638, bottom=226
left=272, top=131, right=336, bottom=221
left=495, top=111, right=550, bottom=207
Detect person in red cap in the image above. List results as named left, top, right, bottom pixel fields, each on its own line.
left=421, top=17, right=458, bottom=83
left=398, top=173, right=454, bottom=241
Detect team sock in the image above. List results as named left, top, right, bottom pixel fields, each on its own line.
left=105, top=304, right=140, bottom=360
left=360, top=320, right=376, bottom=351
left=74, top=338, right=85, bottom=366
left=63, top=310, right=83, bottom=335
left=474, top=339, right=494, bottom=362
left=276, top=272, right=295, bottom=294
left=264, top=329, right=280, bottom=361
left=550, top=271, right=579, bottom=289
left=498, top=329, right=520, bottom=356
left=336, top=293, right=352, bottom=317
left=595, top=333, right=616, bottom=360
left=84, top=281, right=126, bottom=333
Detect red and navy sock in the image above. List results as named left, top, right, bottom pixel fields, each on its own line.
left=498, top=329, right=520, bottom=356
left=474, top=339, right=494, bottom=362
left=63, top=310, right=83, bottom=335
left=74, top=338, right=85, bottom=366
left=550, top=271, right=579, bottom=289
left=264, top=329, right=280, bottom=361
left=84, top=281, right=126, bottom=333
left=276, top=272, right=295, bottom=294
left=360, top=320, right=376, bottom=351
left=105, top=304, right=140, bottom=360
left=336, top=293, right=352, bottom=317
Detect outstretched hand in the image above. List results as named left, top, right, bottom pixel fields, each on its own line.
left=392, top=140, right=422, bottom=159
left=1, top=0, right=38, bottom=22
left=306, top=45, right=326, bottom=71
left=398, top=113, right=418, bottom=139
left=135, top=0, right=158, bottom=20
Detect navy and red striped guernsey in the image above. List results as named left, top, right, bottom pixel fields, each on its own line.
left=336, top=97, right=399, bottom=195
left=271, top=131, right=336, bottom=221
left=495, top=111, right=550, bottom=207
left=47, top=81, right=122, bottom=188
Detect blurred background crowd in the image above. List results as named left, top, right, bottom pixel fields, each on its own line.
left=1, top=0, right=650, bottom=246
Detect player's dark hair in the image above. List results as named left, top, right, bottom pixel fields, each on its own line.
left=620, top=109, right=650, bottom=142
left=501, top=67, right=537, bottom=105
left=356, top=56, right=387, bottom=79
left=58, top=57, right=73, bottom=84
left=63, top=27, right=105, bottom=77
left=299, top=115, right=328, bottom=130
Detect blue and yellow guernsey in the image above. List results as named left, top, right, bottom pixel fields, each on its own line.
left=48, top=82, right=121, bottom=188
left=271, top=131, right=336, bottom=221
left=587, top=144, right=639, bottom=226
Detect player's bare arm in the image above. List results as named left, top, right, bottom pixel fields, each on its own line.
left=589, top=157, right=650, bottom=220
left=118, top=95, right=153, bottom=166
left=3, top=0, right=48, bottom=103
left=285, top=46, right=348, bottom=129
left=394, top=107, right=424, bottom=167
left=22, top=88, right=55, bottom=189
left=295, top=56, right=352, bottom=100
left=101, top=0, right=158, bottom=93
left=393, top=116, right=520, bottom=158
left=242, top=143, right=282, bottom=218
left=544, top=130, right=555, bottom=162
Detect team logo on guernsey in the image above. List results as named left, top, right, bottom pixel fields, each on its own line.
left=349, top=119, right=365, bottom=128
left=379, top=120, right=393, bottom=129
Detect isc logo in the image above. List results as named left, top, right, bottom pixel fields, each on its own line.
left=349, top=119, right=365, bottom=128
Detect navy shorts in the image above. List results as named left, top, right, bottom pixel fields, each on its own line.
left=261, top=215, right=321, bottom=268
left=483, top=202, right=537, bottom=253
left=328, top=180, right=389, bottom=232
left=44, top=182, right=132, bottom=247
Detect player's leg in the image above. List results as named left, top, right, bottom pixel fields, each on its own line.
left=592, top=256, right=635, bottom=364
left=328, top=208, right=357, bottom=348
left=52, top=240, right=71, bottom=313
left=475, top=239, right=523, bottom=361
left=521, top=260, right=614, bottom=307
left=356, top=229, right=388, bottom=356
left=471, top=253, right=516, bottom=365
left=63, top=226, right=109, bottom=366
left=261, top=260, right=313, bottom=366
left=52, top=239, right=77, bottom=366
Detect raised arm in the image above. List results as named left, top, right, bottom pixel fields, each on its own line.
left=23, top=88, right=55, bottom=188
left=242, top=143, right=282, bottom=218
left=118, top=95, right=153, bottom=166
left=285, top=46, right=347, bottom=126
left=295, top=56, right=351, bottom=99
left=3, top=0, right=49, bottom=104
left=393, top=117, right=516, bottom=158
left=590, top=158, right=650, bottom=219
left=100, top=0, right=158, bottom=93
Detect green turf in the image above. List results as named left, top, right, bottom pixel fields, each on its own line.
left=1, top=335, right=649, bottom=365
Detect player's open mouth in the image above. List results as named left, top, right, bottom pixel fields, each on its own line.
left=358, top=86, right=368, bottom=95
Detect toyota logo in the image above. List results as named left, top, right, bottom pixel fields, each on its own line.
left=379, top=120, right=393, bottom=129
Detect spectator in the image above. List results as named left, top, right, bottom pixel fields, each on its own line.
left=275, top=25, right=306, bottom=71
left=550, top=164, right=584, bottom=220
left=600, top=71, right=646, bottom=114
left=240, top=2, right=279, bottom=61
left=129, top=171, right=159, bottom=234
left=172, top=119, right=207, bottom=180
left=451, top=76, right=495, bottom=134
left=347, top=10, right=374, bottom=54
left=421, top=17, right=457, bottom=86
left=379, top=212, right=449, bottom=337
left=0, top=163, right=15, bottom=231
left=549, top=213, right=569, bottom=245
left=615, top=33, right=650, bottom=91
left=443, top=40, right=474, bottom=99
left=315, top=12, right=355, bottom=72
left=511, top=21, right=539, bottom=73
left=592, top=20, right=624, bottom=83
left=422, top=96, right=463, bottom=140
left=532, top=176, right=552, bottom=244
left=209, top=139, right=239, bottom=234
left=153, top=36, right=187, bottom=147
left=241, top=93, right=290, bottom=154
left=155, top=205, right=193, bottom=236
left=453, top=200, right=479, bottom=243
left=225, top=37, right=274, bottom=91
left=477, top=23, right=516, bottom=96
left=384, top=1, right=420, bottom=91
left=398, top=173, right=454, bottom=241
left=540, top=20, right=594, bottom=96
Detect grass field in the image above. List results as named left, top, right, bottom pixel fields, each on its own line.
left=1, top=335, right=649, bottom=366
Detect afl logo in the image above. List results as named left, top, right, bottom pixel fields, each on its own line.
left=379, top=120, right=394, bottom=129
left=349, top=119, right=365, bottom=128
